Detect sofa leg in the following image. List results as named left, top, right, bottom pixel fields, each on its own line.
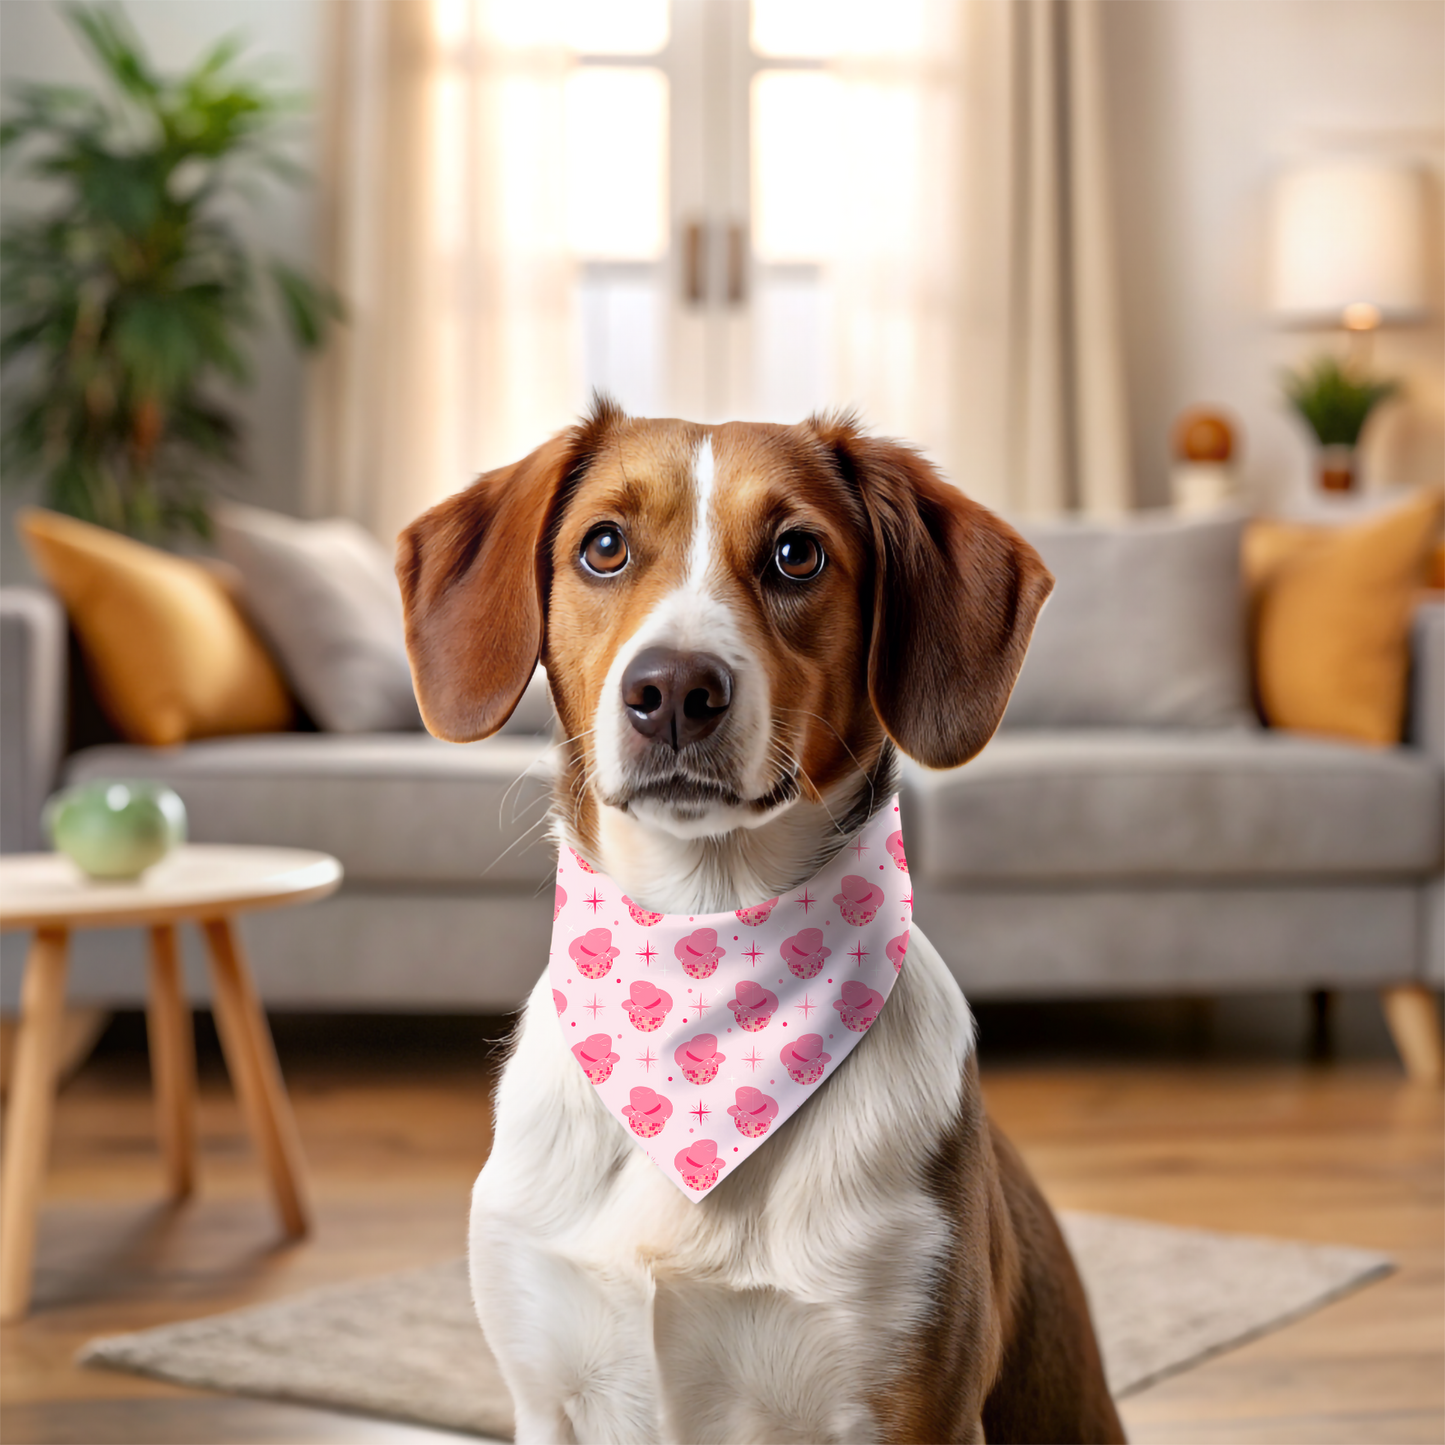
left=1308, top=989, right=1334, bottom=1060
left=1380, top=986, right=1444, bottom=1085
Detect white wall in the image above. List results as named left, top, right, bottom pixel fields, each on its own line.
left=1102, top=0, right=1445, bottom=508
left=0, top=0, right=323, bottom=581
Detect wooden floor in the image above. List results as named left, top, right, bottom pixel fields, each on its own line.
left=1, top=1007, right=1440, bottom=1444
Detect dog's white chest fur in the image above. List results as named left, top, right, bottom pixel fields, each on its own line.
left=470, top=924, right=974, bottom=1444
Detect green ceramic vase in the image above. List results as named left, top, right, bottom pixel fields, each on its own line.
left=43, top=780, right=187, bottom=880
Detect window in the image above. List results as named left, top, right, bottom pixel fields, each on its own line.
left=427, top=0, right=958, bottom=454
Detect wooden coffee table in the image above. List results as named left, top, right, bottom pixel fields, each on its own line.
left=0, top=844, right=342, bottom=1320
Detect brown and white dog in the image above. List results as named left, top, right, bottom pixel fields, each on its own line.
left=397, top=400, right=1125, bottom=1445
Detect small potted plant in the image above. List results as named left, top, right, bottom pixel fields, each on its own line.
left=0, top=4, right=339, bottom=538
left=1281, top=356, right=1399, bottom=493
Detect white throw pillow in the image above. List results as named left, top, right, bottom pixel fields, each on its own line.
left=213, top=502, right=423, bottom=733
left=1002, top=510, right=1255, bottom=730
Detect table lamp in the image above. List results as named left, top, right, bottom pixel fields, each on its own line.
left=1269, top=159, right=1426, bottom=368
left=1270, top=159, right=1424, bottom=491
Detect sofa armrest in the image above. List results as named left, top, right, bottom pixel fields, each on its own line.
left=1, top=587, right=67, bottom=853
left=1408, top=599, right=1445, bottom=764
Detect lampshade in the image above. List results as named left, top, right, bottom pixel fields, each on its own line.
left=1269, top=161, right=1426, bottom=327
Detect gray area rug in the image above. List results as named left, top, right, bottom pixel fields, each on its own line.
left=81, top=1212, right=1391, bottom=1440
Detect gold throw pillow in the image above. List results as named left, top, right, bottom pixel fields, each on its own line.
left=1243, top=488, right=1444, bottom=745
left=20, top=508, right=293, bottom=747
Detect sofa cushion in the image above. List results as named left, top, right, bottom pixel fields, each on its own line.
left=64, top=734, right=554, bottom=886
left=213, top=502, right=424, bottom=734
left=19, top=508, right=293, bottom=746
left=1413, top=601, right=1445, bottom=762
left=1, top=589, right=67, bottom=853
left=914, top=882, right=1422, bottom=997
left=1243, top=488, right=1444, bottom=746
left=900, top=731, right=1442, bottom=883
left=1003, top=510, right=1254, bottom=729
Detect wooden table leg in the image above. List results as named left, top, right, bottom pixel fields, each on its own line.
left=202, top=916, right=310, bottom=1237
left=146, top=924, right=196, bottom=1199
left=1381, top=985, right=1445, bottom=1085
left=0, top=928, right=70, bottom=1321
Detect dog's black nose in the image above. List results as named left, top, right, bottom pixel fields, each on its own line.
left=622, top=647, right=733, bottom=749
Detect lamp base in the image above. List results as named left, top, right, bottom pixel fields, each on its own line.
left=1170, top=462, right=1239, bottom=514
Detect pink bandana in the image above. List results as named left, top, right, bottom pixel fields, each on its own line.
left=548, top=797, right=912, bottom=1201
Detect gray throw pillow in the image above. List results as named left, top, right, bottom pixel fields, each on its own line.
left=1002, top=510, right=1254, bottom=729
left=213, top=502, right=423, bottom=734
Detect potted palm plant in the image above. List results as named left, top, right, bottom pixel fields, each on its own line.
left=1282, top=356, right=1399, bottom=494
left=1, top=4, right=339, bottom=538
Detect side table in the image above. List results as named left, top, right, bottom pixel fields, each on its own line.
left=0, top=844, right=342, bottom=1320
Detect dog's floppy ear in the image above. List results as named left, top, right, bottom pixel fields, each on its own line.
left=396, top=402, right=620, bottom=741
left=811, top=415, right=1054, bottom=769
left=395, top=437, right=572, bottom=740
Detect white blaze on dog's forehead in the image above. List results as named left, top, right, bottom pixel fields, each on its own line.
left=589, top=429, right=778, bottom=834
left=685, top=437, right=717, bottom=588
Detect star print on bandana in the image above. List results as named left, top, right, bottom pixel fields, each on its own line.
left=547, top=796, right=912, bottom=1202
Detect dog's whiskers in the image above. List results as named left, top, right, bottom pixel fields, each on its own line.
left=552, top=723, right=598, bottom=750
left=479, top=804, right=558, bottom=878
left=775, top=706, right=876, bottom=830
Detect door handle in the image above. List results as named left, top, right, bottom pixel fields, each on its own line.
left=726, top=222, right=747, bottom=306
left=683, top=221, right=747, bottom=307
left=683, top=220, right=706, bottom=305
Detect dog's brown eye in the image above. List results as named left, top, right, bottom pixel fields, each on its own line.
left=581, top=526, right=629, bottom=577
left=774, top=532, right=824, bottom=581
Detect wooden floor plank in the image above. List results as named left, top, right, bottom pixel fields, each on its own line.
left=1, top=1015, right=1439, bottom=1444
left=977, top=1064, right=1442, bottom=1444
left=1, top=1398, right=481, bottom=1444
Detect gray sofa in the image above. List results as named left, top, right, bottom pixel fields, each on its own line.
left=2, top=584, right=1441, bottom=1056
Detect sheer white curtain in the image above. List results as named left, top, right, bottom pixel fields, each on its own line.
left=307, top=0, right=1132, bottom=536
left=802, top=6, right=965, bottom=478
left=822, top=0, right=1132, bottom=516
left=306, top=0, right=581, bottom=546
